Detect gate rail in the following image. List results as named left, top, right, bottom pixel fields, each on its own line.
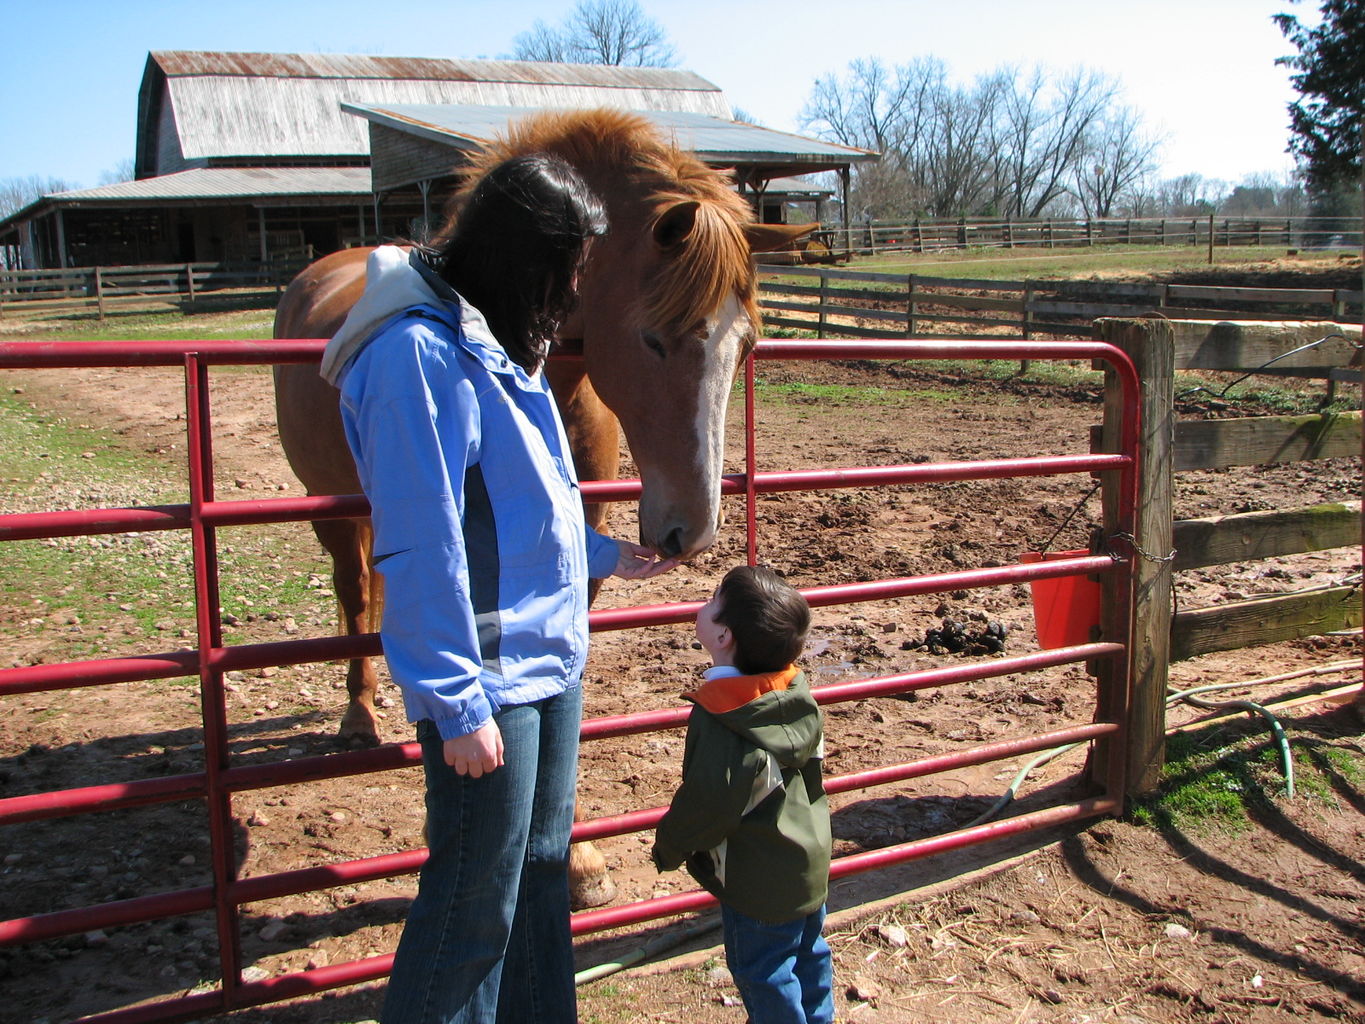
left=0, top=337, right=1140, bottom=1023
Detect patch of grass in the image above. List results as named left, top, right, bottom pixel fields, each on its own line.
left=909, top=357, right=1101, bottom=389
left=4, top=304, right=276, bottom=342
left=846, top=245, right=1335, bottom=281
left=0, top=388, right=330, bottom=663
left=0, top=390, right=169, bottom=487
left=746, top=377, right=957, bottom=407
left=1129, top=726, right=1359, bottom=834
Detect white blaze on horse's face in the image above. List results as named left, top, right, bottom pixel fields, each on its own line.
left=686, top=294, right=748, bottom=548
left=629, top=293, right=751, bottom=561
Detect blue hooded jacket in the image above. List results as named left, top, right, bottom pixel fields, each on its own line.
left=327, top=247, right=619, bottom=740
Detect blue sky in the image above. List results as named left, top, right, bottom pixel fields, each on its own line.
left=2, top=0, right=1305, bottom=189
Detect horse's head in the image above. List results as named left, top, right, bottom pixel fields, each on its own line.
left=571, top=201, right=809, bottom=559
left=459, top=109, right=816, bottom=560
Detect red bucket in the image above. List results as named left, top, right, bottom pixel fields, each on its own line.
left=1020, top=550, right=1102, bottom=649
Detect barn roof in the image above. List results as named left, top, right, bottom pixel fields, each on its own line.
left=0, top=167, right=374, bottom=231
left=136, top=50, right=731, bottom=177
left=345, top=103, right=878, bottom=189
left=41, top=167, right=372, bottom=205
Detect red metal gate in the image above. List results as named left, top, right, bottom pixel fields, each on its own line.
left=0, top=337, right=1140, bottom=1023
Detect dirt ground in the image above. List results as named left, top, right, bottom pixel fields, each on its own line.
left=0, top=290, right=1361, bottom=1024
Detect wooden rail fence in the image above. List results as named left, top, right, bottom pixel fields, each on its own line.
left=830, top=214, right=1360, bottom=258
left=0, top=256, right=311, bottom=318
left=758, top=264, right=1365, bottom=341
left=1093, top=318, right=1362, bottom=792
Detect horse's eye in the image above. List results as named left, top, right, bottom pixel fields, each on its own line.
left=642, top=332, right=666, bottom=359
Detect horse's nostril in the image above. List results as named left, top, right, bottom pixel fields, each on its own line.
left=659, top=527, right=685, bottom=559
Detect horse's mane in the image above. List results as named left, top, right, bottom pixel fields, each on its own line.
left=439, top=109, right=759, bottom=335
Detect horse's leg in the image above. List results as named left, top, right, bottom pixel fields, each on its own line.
left=568, top=811, right=616, bottom=909
left=312, top=516, right=382, bottom=747
left=546, top=366, right=624, bottom=908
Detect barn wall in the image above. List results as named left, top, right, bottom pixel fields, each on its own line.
left=154, top=90, right=190, bottom=177
left=369, top=124, right=472, bottom=193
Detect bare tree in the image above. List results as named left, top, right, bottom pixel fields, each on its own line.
left=996, top=66, right=1120, bottom=218
left=98, top=158, right=136, bottom=186
left=1153, top=173, right=1227, bottom=216
left=1073, top=105, right=1162, bottom=218
left=1, top=175, right=79, bottom=218
left=802, top=57, right=1153, bottom=220
left=510, top=21, right=571, bottom=63
left=511, top=0, right=678, bottom=67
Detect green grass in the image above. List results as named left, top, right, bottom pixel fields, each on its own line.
left=1129, top=727, right=1362, bottom=835
left=845, top=244, right=1338, bottom=281
left=0, top=389, right=171, bottom=486
left=746, top=377, right=959, bottom=407
left=0, top=385, right=326, bottom=661
left=3, top=304, right=276, bottom=341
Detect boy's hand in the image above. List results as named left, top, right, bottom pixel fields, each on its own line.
left=611, top=539, right=679, bottom=579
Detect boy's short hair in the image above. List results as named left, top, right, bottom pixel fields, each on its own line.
left=713, top=565, right=811, bottom=675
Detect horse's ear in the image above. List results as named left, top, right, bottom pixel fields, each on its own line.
left=745, top=222, right=818, bottom=254
left=653, top=201, right=700, bottom=250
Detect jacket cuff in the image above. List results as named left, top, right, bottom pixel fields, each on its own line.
left=586, top=528, right=619, bottom=579
left=651, top=843, right=682, bottom=872
left=431, top=692, right=494, bottom=740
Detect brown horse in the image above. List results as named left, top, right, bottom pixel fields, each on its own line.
left=273, top=108, right=811, bottom=904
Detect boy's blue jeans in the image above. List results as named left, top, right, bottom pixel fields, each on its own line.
left=381, top=686, right=582, bottom=1024
left=722, top=902, right=835, bottom=1024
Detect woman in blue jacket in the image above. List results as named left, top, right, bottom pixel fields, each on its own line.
left=322, top=154, right=675, bottom=1024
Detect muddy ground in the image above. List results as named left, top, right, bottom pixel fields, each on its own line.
left=0, top=286, right=1361, bottom=1023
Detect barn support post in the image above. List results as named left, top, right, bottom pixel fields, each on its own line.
left=54, top=210, right=70, bottom=269
left=839, top=168, right=851, bottom=257
left=1095, top=317, right=1174, bottom=797
left=418, top=180, right=433, bottom=241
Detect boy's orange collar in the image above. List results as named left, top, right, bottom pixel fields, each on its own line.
left=686, top=665, right=799, bottom=715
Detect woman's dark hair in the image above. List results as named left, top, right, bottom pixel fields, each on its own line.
left=713, top=565, right=811, bottom=675
left=438, top=154, right=608, bottom=371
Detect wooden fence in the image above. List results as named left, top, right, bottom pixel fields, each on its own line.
left=831, top=215, right=1359, bottom=258
left=1093, top=318, right=1362, bottom=792
left=758, top=264, right=1365, bottom=341
left=0, top=255, right=311, bottom=318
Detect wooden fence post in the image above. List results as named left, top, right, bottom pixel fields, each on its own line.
left=906, top=275, right=917, bottom=336
left=185, top=263, right=197, bottom=303
left=95, top=267, right=105, bottom=322
left=1207, top=213, right=1215, bottom=264
left=1095, top=317, right=1175, bottom=797
left=817, top=272, right=828, bottom=340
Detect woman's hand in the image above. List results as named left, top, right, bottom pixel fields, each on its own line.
left=611, top=539, right=680, bottom=579
left=443, top=720, right=504, bottom=778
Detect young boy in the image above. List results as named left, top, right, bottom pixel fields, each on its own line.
left=653, top=565, right=834, bottom=1024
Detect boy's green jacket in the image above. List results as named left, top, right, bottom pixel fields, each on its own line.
left=652, top=666, right=831, bottom=923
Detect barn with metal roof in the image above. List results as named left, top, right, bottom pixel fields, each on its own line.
left=1, top=50, right=874, bottom=270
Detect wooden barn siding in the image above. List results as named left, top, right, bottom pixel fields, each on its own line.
left=368, top=125, right=471, bottom=194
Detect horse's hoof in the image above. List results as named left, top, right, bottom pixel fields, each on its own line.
left=569, top=872, right=617, bottom=910
left=338, top=721, right=382, bottom=748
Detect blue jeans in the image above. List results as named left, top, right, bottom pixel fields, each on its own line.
left=381, top=685, right=582, bottom=1024
left=722, top=903, right=834, bottom=1024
